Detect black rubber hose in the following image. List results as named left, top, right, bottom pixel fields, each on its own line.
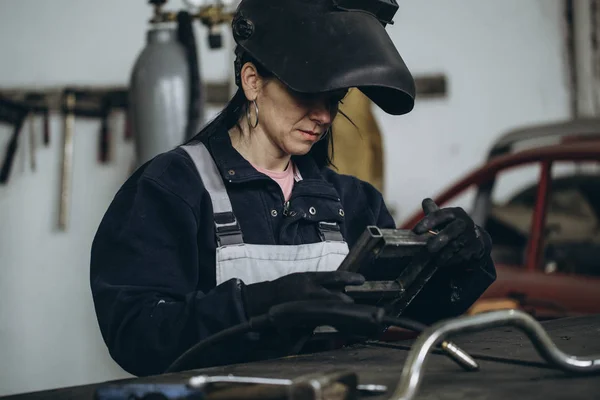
left=164, top=315, right=270, bottom=374
left=177, top=11, right=204, bottom=141
left=164, top=302, right=432, bottom=374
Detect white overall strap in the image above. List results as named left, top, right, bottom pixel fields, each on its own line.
left=181, top=143, right=244, bottom=246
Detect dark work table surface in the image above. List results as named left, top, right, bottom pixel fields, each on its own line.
left=4, top=315, right=600, bottom=400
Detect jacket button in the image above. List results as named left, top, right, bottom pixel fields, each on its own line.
left=271, top=209, right=278, bottom=217
left=309, top=207, right=316, bottom=215
left=339, top=209, right=345, bottom=217
left=228, top=169, right=235, bottom=176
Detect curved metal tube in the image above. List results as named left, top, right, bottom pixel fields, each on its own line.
left=390, top=309, right=600, bottom=400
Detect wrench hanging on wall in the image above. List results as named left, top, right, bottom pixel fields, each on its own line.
left=0, top=96, right=29, bottom=184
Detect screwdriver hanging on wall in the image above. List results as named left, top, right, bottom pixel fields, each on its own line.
left=28, top=111, right=36, bottom=171
left=43, top=106, right=50, bottom=146
left=99, top=97, right=112, bottom=163
left=24, top=93, right=52, bottom=149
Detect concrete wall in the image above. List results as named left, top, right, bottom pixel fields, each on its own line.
left=0, top=0, right=571, bottom=396
left=377, top=0, right=571, bottom=220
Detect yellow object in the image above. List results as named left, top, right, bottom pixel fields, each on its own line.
left=467, top=299, right=520, bottom=315
left=330, top=88, right=385, bottom=195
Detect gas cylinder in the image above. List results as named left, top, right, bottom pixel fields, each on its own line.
left=129, top=3, right=190, bottom=166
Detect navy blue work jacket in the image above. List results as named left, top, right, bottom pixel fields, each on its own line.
left=90, top=128, right=496, bottom=377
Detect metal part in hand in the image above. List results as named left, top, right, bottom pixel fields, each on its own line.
left=390, top=309, right=600, bottom=400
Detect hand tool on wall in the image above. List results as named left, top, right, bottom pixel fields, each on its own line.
left=102, top=89, right=129, bottom=160
left=24, top=93, right=51, bottom=148
left=58, top=89, right=76, bottom=231
left=55, top=87, right=129, bottom=229
left=99, top=96, right=111, bottom=163
left=43, top=104, right=50, bottom=146
left=27, top=111, right=36, bottom=171
left=0, top=96, right=29, bottom=184
left=22, top=93, right=48, bottom=172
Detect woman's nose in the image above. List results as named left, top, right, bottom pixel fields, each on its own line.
left=308, top=100, right=333, bottom=125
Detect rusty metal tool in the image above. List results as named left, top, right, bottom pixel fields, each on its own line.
left=58, top=90, right=76, bottom=231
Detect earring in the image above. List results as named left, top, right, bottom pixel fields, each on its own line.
left=246, top=100, right=259, bottom=130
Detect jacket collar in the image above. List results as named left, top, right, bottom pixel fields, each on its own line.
left=204, top=127, right=326, bottom=183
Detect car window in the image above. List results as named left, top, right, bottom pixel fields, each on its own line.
left=482, top=164, right=540, bottom=267
left=541, top=161, right=600, bottom=277
left=491, top=164, right=541, bottom=206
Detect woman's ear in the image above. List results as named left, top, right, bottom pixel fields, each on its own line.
left=240, top=62, right=261, bottom=101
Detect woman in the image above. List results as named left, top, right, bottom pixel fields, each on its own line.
left=90, top=0, right=496, bottom=377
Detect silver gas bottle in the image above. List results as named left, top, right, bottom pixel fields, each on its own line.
left=129, top=25, right=190, bottom=166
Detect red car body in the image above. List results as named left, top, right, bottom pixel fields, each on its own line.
left=399, top=118, right=600, bottom=319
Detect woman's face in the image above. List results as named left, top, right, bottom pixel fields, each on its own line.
left=241, top=63, right=347, bottom=156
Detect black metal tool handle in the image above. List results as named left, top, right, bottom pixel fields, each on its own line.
left=0, top=126, right=20, bottom=184
left=98, top=97, right=111, bottom=163
left=43, top=108, right=50, bottom=146
left=0, top=97, right=29, bottom=184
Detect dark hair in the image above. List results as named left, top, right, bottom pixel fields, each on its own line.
left=186, top=46, right=335, bottom=169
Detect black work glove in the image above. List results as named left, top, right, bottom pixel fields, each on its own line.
left=242, top=271, right=365, bottom=318
left=412, top=198, right=491, bottom=271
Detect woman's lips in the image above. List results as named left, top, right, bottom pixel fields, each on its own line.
left=298, top=129, right=321, bottom=141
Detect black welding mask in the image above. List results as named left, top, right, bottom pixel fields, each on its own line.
left=231, top=0, right=416, bottom=115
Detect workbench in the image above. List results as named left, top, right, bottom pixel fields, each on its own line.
left=4, top=314, right=600, bottom=400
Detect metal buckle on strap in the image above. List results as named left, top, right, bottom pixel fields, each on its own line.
left=318, top=221, right=344, bottom=242
left=214, top=212, right=244, bottom=246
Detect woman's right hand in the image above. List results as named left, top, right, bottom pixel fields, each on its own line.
left=242, top=271, right=365, bottom=318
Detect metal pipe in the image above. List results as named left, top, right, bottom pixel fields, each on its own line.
left=390, top=309, right=600, bottom=400
left=189, top=375, right=293, bottom=387
left=337, top=225, right=383, bottom=272
left=189, top=375, right=389, bottom=394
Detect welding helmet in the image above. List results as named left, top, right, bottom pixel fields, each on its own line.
left=231, top=0, right=415, bottom=115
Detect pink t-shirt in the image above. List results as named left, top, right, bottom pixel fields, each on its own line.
left=251, top=161, right=301, bottom=201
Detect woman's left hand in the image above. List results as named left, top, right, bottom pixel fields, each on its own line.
left=412, top=198, right=491, bottom=271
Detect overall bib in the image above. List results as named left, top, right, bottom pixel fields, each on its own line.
left=181, top=143, right=350, bottom=286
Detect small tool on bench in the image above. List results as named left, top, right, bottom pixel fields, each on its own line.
left=95, top=369, right=386, bottom=400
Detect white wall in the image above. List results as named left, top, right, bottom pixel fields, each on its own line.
left=378, top=0, right=571, bottom=220
left=0, top=1, right=227, bottom=396
left=0, top=0, right=570, bottom=396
